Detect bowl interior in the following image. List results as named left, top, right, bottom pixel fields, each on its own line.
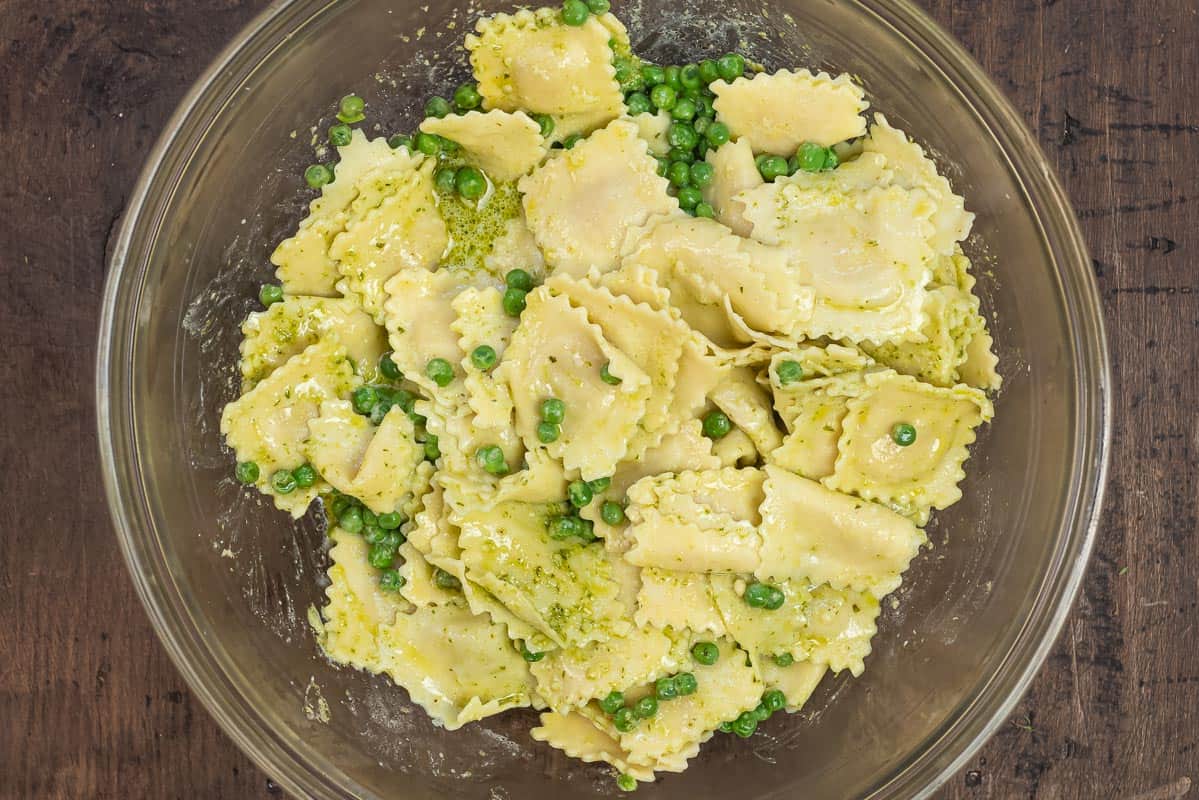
left=100, top=0, right=1106, bottom=797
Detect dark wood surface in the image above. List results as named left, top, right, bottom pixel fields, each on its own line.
left=1, top=1, right=1195, bottom=797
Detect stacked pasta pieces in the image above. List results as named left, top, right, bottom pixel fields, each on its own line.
left=219, top=2, right=1000, bottom=785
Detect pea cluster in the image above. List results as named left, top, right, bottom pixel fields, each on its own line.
left=620, top=54, right=746, bottom=216
left=329, top=492, right=408, bottom=591
left=304, top=94, right=368, bottom=189
left=545, top=475, right=612, bottom=542
left=475, top=444, right=509, bottom=476
left=561, top=0, right=610, bottom=27
left=504, top=268, right=537, bottom=318
left=718, top=688, right=788, bottom=738
left=754, top=140, right=840, bottom=183
left=742, top=580, right=786, bottom=610
left=599, top=670, right=699, bottom=733
left=434, top=164, right=488, bottom=201
left=350, top=352, right=438, bottom=458
left=235, top=459, right=319, bottom=496
left=537, top=396, right=565, bottom=444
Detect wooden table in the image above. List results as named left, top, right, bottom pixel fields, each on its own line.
left=2, top=1, right=1195, bottom=797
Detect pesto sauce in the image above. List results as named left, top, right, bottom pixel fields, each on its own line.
left=435, top=168, right=522, bottom=274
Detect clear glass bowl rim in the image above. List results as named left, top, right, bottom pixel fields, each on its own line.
left=95, top=0, right=1111, bottom=797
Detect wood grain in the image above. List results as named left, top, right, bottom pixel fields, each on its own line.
left=1, top=1, right=1195, bottom=798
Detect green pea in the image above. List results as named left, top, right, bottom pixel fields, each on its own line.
left=586, top=0, right=610, bottom=12
left=475, top=445, right=508, bottom=475
left=257, top=284, right=283, bottom=308
left=421, top=359, right=451, bottom=388
left=688, top=161, right=715, bottom=188
left=537, top=421, right=561, bottom=444
left=690, top=641, right=720, bottom=665
left=702, top=410, right=732, bottom=439
left=776, top=359, right=804, bottom=385
left=697, top=59, right=720, bottom=84
left=455, top=166, right=487, bottom=200
left=561, top=0, right=590, bottom=25
left=393, top=388, right=416, bottom=413
left=271, top=470, right=297, bottom=494
left=694, top=202, right=715, bottom=218
left=655, top=157, right=670, bottom=177
left=532, top=113, right=555, bottom=138
left=641, top=64, right=666, bottom=86
left=743, top=582, right=770, bottom=608
left=337, top=94, right=366, bottom=123
left=614, top=56, right=644, bottom=93
left=762, top=689, right=786, bottom=713
left=677, top=186, right=703, bottom=210
left=328, top=123, right=352, bottom=147
left=625, top=91, right=651, bottom=115
left=692, top=116, right=711, bottom=137
left=758, top=154, right=789, bottom=181
left=453, top=83, right=482, bottom=111
left=367, top=542, right=396, bottom=570
left=351, top=386, right=378, bottom=415
left=363, top=524, right=386, bottom=545
left=667, top=122, right=698, bottom=150
left=548, top=515, right=584, bottom=540
left=617, top=774, right=637, bottom=792
left=705, top=121, right=730, bottom=147
left=292, top=463, right=317, bottom=489
left=338, top=505, right=364, bottom=534
left=568, top=480, right=594, bottom=508
left=471, top=344, right=498, bottom=371
left=379, top=569, right=405, bottom=592
left=588, top=477, right=611, bottom=493
left=824, top=147, right=839, bottom=170
left=414, top=132, right=441, bottom=155
left=433, top=568, right=461, bottom=590
left=731, top=712, right=757, bottom=738
left=374, top=353, right=400, bottom=382
left=378, top=511, right=403, bottom=530
left=667, top=160, right=691, bottom=188
left=654, top=675, right=678, bottom=701
left=598, top=501, right=624, bottom=526
left=795, top=141, right=827, bottom=172
left=668, top=146, right=695, bottom=164
left=361, top=507, right=378, bottom=527
left=423, top=95, right=450, bottom=119
left=600, top=362, right=622, bottom=385
left=633, top=695, right=659, bottom=719
left=697, top=94, right=716, bottom=117
left=387, top=134, right=411, bottom=150
left=519, top=641, right=545, bottom=662
left=679, top=64, right=703, bottom=90
left=718, top=721, right=734, bottom=733
left=750, top=702, right=771, bottom=722
left=649, top=83, right=677, bottom=111
left=674, top=672, right=698, bottom=695
left=892, top=422, right=917, bottom=446
left=716, top=53, right=745, bottom=81
left=304, top=164, right=333, bottom=189
left=424, top=436, right=440, bottom=461
left=612, top=707, right=638, bottom=732
left=671, top=97, right=697, bottom=121
left=503, top=287, right=528, bottom=316
left=434, top=166, right=459, bottom=193
left=540, top=397, right=566, bottom=424
left=599, top=690, right=625, bottom=714
left=663, top=65, right=682, bottom=90
left=773, top=652, right=795, bottom=667
left=436, top=135, right=459, bottom=154
left=235, top=461, right=259, bottom=484
left=561, top=133, right=583, bottom=149
left=505, top=268, right=535, bottom=291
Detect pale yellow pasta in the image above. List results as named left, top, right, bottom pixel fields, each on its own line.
left=222, top=4, right=1001, bottom=777
left=711, top=69, right=869, bottom=155
left=420, top=109, right=548, bottom=181
left=519, top=118, right=678, bottom=276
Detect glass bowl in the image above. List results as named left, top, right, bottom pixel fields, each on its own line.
left=96, top=0, right=1109, bottom=797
